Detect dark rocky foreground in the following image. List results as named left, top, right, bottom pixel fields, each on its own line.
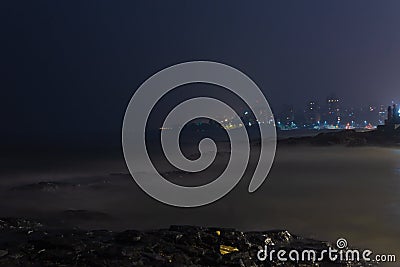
left=0, top=218, right=377, bottom=266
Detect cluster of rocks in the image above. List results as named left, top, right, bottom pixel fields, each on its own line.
left=280, top=129, right=400, bottom=147
left=0, top=218, right=377, bottom=266
left=11, top=179, right=113, bottom=193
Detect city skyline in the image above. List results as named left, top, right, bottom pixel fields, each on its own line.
left=276, top=95, right=397, bottom=129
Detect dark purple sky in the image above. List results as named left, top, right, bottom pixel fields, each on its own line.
left=1, top=1, right=400, bottom=142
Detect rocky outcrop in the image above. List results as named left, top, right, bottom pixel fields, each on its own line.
left=280, top=129, right=400, bottom=147
left=0, top=218, right=377, bottom=266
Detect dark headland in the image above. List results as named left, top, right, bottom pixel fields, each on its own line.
left=279, top=127, right=400, bottom=147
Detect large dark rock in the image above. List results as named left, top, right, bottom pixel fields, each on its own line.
left=279, top=129, right=400, bottom=147
left=0, top=218, right=377, bottom=266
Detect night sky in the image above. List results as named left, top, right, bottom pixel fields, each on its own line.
left=2, top=1, right=400, bottom=145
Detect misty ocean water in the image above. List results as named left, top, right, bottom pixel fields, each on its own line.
left=1, top=146, right=399, bottom=262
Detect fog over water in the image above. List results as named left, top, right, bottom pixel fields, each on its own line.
left=1, top=146, right=399, bottom=261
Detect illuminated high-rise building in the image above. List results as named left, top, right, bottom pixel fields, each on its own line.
left=304, top=100, right=320, bottom=125
left=378, top=105, right=386, bottom=125
left=326, top=95, right=340, bottom=125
